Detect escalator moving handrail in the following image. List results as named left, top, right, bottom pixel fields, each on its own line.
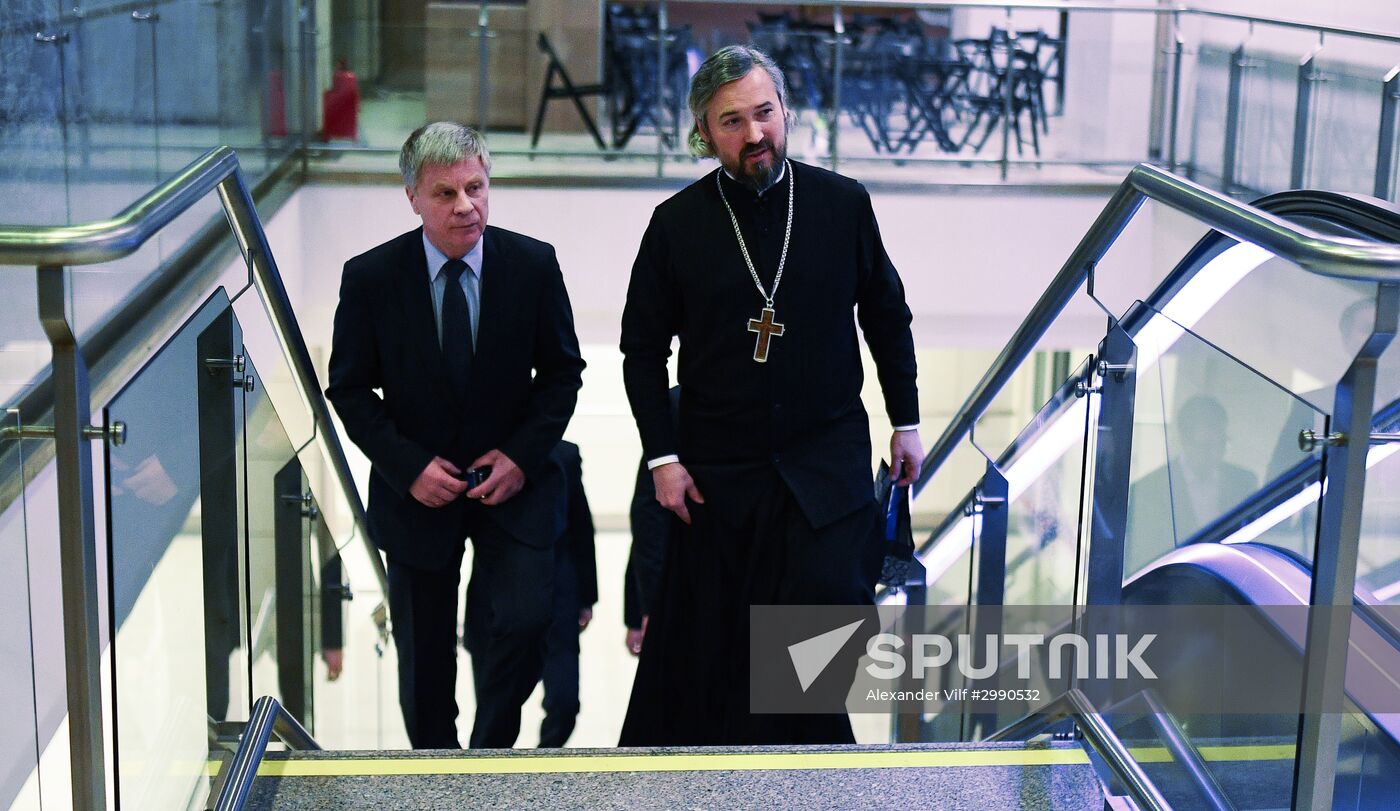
left=1126, top=542, right=1400, bottom=749
left=914, top=164, right=1400, bottom=499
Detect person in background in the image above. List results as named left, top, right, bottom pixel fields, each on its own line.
left=623, top=388, right=680, bottom=656
left=536, top=440, right=598, bottom=747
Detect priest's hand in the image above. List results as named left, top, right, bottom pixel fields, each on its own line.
left=410, top=456, right=469, bottom=507
left=466, top=449, right=526, bottom=505
left=653, top=462, right=704, bottom=524
left=890, top=430, right=925, bottom=487
left=626, top=616, right=649, bottom=656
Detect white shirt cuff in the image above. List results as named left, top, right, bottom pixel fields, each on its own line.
left=646, top=454, right=681, bottom=470
left=893, top=424, right=920, bottom=432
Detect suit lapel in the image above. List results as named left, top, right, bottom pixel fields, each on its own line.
left=398, top=228, right=450, bottom=377
left=475, top=227, right=511, bottom=364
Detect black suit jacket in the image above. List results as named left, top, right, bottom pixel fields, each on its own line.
left=557, top=440, right=598, bottom=607
left=327, top=225, right=585, bottom=570
left=620, top=162, right=918, bottom=528
left=625, top=458, right=671, bottom=629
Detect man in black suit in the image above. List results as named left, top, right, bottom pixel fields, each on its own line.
left=619, top=47, right=922, bottom=745
left=327, top=122, right=585, bottom=749
left=623, top=458, right=668, bottom=656
left=535, top=440, right=597, bottom=747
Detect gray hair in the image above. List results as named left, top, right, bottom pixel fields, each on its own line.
left=687, top=45, right=794, bottom=158
left=399, top=121, right=493, bottom=188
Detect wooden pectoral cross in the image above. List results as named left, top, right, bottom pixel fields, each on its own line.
left=747, top=306, right=785, bottom=363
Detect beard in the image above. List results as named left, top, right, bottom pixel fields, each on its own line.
left=729, top=137, right=788, bottom=193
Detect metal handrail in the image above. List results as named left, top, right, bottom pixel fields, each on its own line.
left=213, top=696, right=320, bottom=811
left=0, top=147, right=388, bottom=810
left=913, top=162, right=1400, bottom=498
left=0, top=148, right=239, bottom=266
left=986, top=688, right=1172, bottom=811
left=0, top=146, right=388, bottom=600
left=1137, top=690, right=1235, bottom=811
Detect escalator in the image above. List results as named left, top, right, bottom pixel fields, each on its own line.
left=907, top=180, right=1400, bottom=809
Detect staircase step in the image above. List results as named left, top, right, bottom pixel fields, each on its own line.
left=243, top=742, right=1104, bottom=810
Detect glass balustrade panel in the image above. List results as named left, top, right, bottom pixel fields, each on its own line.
left=1044, top=10, right=1157, bottom=171
left=0, top=408, right=42, bottom=811
left=1306, top=37, right=1400, bottom=197
left=1118, top=304, right=1332, bottom=811
left=199, top=299, right=251, bottom=727
left=1358, top=396, right=1400, bottom=604
left=63, top=5, right=164, bottom=353
left=1126, top=303, right=1325, bottom=567
left=232, top=292, right=315, bottom=449
left=104, top=293, right=241, bottom=810
left=296, top=439, right=357, bottom=554
left=0, top=2, right=70, bottom=405
left=975, top=358, right=1094, bottom=736
left=0, top=274, right=47, bottom=408
left=1186, top=41, right=1241, bottom=187
left=241, top=351, right=299, bottom=713
left=1231, top=29, right=1316, bottom=195
left=1156, top=246, right=1389, bottom=426
left=1000, top=357, right=1092, bottom=608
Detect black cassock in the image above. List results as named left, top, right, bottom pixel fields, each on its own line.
left=619, top=162, right=919, bottom=746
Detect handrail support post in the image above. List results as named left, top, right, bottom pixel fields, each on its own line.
left=1375, top=68, right=1400, bottom=201
left=1085, top=326, right=1136, bottom=608
left=38, top=264, right=108, bottom=811
left=1293, top=282, right=1399, bottom=810
left=1221, top=44, right=1248, bottom=194
left=1290, top=49, right=1324, bottom=190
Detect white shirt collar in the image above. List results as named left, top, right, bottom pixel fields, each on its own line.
left=423, top=230, right=484, bottom=282
left=721, top=160, right=788, bottom=195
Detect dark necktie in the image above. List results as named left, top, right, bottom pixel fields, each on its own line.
left=441, top=258, right=474, bottom=398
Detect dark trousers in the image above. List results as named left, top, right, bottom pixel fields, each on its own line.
left=539, top=541, right=582, bottom=747
left=389, top=514, right=554, bottom=750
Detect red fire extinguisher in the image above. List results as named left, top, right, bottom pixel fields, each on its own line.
left=321, top=59, right=360, bottom=141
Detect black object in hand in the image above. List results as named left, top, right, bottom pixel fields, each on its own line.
left=462, top=466, right=492, bottom=489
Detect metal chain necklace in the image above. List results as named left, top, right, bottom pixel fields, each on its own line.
left=716, top=159, right=793, bottom=363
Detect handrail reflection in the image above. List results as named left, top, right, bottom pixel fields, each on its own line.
left=986, top=688, right=1173, bottom=811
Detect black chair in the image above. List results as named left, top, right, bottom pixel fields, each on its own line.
left=603, top=16, right=691, bottom=150
left=531, top=32, right=608, bottom=150
left=949, top=29, right=1043, bottom=157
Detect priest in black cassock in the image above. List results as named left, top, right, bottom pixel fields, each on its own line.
left=618, top=45, right=923, bottom=746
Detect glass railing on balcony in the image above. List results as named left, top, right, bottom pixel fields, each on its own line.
left=296, top=1, right=1400, bottom=199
